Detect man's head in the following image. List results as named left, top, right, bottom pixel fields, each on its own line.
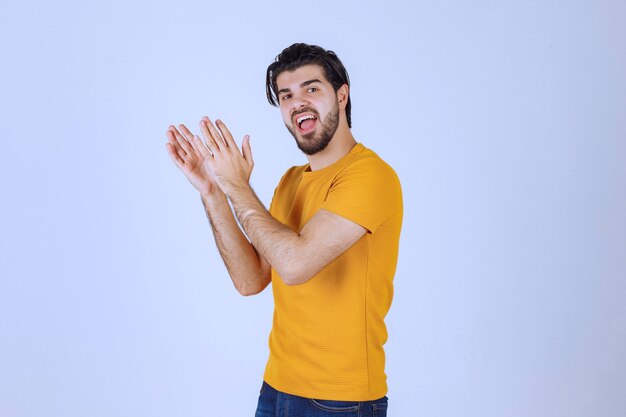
left=266, top=43, right=352, bottom=155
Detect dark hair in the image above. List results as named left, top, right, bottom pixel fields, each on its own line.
left=266, top=43, right=352, bottom=128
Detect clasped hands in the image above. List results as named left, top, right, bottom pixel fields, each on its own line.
left=166, top=116, right=254, bottom=197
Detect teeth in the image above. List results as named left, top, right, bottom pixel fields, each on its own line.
left=297, top=115, right=316, bottom=126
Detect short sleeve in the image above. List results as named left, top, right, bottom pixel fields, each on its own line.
left=269, top=165, right=302, bottom=220
left=321, top=157, right=402, bottom=233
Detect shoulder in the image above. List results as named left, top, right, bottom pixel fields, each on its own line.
left=270, top=164, right=307, bottom=212
left=276, top=164, right=307, bottom=188
left=322, top=144, right=402, bottom=232
left=338, top=145, right=401, bottom=189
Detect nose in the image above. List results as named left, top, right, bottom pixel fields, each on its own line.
left=290, top=93, right=309, bottom=112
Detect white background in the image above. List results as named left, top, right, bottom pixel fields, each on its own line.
left=1, top=1, right=625, bottom=416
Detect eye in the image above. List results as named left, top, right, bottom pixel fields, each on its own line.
left=308, top=87, right=318, bottom=93
left=280, top=94, right=291, bottom=101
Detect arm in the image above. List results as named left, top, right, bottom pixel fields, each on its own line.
left=165, top=124, right=270, bottom=296
left=227, top=184, right=366, bottom=285
left=196, top=118, right=367, bottom=285
left=200, top=191, right=271, bottom=296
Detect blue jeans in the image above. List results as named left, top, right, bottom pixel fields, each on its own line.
left=254, top=381, right=389, bottom=417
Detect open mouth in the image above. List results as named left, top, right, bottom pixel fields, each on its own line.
left=295, top=113, right=318, bottom=134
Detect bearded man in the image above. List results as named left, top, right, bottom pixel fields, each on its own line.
left=166, top=43, right=402, bottom=417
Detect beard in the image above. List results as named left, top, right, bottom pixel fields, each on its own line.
left=285, top=100, right=340, bottom=156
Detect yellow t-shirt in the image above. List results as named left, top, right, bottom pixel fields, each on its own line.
left=263, top=143, right=403, bottom=401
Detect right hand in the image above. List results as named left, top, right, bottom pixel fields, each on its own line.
left=165, top=124, right=218, bottom=196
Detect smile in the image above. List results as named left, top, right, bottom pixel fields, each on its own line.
left=294, top=112, right=318, bottom=134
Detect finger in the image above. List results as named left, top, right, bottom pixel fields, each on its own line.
left=166, top=129, right=189, bottom=161
left=204, top=117, right=226, bottom=151
left=201, top=117, right=223, bottom=151
left=176, top=125, right=202, bottom=157
left=169, top=126, right=193, bottom=156
left=199, top=119, right=219, bottom=153
left=184, top=127, right=200, bottom=155
left=192, top=134, right=213, bottom=159
left=242, top=135, right=254, bottom=167
left=165, top=142, right=185, bottom=169
left=216, top=119, right=238, bottom=149
left=178, top=124, right=198, bottom=153
left=207, top=120, right=228, bottom=150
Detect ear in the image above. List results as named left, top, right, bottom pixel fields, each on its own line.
left=337, top=84, right=349, bottom=109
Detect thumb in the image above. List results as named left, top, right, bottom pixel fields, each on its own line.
left=242, top=135, right=254, bottom=167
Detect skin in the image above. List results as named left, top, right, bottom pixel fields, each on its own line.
left=165, top=64, right=367, bottom=293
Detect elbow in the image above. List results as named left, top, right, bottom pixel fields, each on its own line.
left=236, top=273, right=271, bottom=296
left=236, top=280, right=266, bottom=296
left=279, top=265, right=315, bottom=286
left=238, top=285, right=263, bottom=297
left=282, top=275, right=306, bottom=286
left=237, top=285, right=254, bottom=296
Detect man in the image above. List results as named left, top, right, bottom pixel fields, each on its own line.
left=165, top=43, right=402, bottom=417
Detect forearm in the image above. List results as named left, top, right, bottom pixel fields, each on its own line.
left=201, top=191, right=269, bottom=296
left=226, top=184, right=305, bottom=283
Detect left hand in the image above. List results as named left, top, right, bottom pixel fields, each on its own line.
left=193, top=116, right=254, bottom=196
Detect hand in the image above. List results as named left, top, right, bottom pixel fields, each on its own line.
left=165, top=124, right=219, bottom=196
left=195, top=116, right=254, bottom=196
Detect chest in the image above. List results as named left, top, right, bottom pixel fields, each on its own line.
left=271, top=177, right=334, bottom=232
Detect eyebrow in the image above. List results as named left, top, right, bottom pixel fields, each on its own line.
left=277, top=79, right=323, bottom=95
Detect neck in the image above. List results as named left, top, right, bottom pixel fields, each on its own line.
left=306, top=126, right=357, bottom=171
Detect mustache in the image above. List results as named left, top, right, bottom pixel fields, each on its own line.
left=291, top=107, right=319, bottom=121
